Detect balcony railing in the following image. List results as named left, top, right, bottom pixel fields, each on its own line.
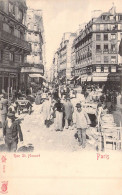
left=0, top=30, right=31, bottom=52
left=96, top=49, right=102, bottom=53
left=103, top=49, right=109, bottom=53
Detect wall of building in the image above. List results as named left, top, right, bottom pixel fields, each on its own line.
left=0, top=0, right=31, bottom=93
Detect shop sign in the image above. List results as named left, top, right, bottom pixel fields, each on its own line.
left=21, top=67, right=43, bottom=73
left=92, top=76, right=107, bottom=82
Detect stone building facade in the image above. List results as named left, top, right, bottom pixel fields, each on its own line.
left=72, top=6, right=122, bottom=85
left=0, top=0, right=31, bottom=94
left=23, top=8, right=45, bottom=88
left=53, top=32, right=76, bottom=84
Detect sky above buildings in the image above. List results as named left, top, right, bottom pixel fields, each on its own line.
left=27, top=0, right=122, bottom=71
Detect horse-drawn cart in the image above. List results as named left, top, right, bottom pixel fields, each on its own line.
left=16, top=99, right=32, bottom=115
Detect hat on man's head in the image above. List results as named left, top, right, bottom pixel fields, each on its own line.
left=7, top=111, right=15, bottom=118
left=76, top=103, right=82, bottom=108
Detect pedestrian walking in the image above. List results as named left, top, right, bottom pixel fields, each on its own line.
left=0, top=94, right=8, bottom=128
left=63, top=97, right=74, bottom=129
left=74, top=103, right=91, bottom=148
left=3, top=111, right=23, bottom=152
left=35, top=91, right=41, bottom=105
left=53, top=98, right=64, bottom=131
left=40, top=97, right=51, bottom=126
left=96, top=103, right=103, bottom=132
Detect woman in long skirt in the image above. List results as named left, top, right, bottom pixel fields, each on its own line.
left=54, top=99, right=64, bottom=131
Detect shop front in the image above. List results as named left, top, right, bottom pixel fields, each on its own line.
left=0, top=70, right=18, bottom=95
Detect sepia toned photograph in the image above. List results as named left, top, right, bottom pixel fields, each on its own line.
left=0, top=0, right=122, bottom=194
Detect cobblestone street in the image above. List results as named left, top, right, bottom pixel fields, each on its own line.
left=0, top=95, right=98, bottom=152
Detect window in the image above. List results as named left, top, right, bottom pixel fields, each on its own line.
left=104, top=24, right=108, bottom=30
left=96, top=34, right=101, bottom=41
left=104, top=56, right=109, bottom=63
left=120, top=24, right=122, bottom=30
left=110, top=15, right=114, bottom=20
left=111, top=44, right=116, bottom=51
left=102, top=15, right=107, bottom=20
left=111, top=34, right=116, bottom=39
left=19, top=55, right=24, bottom=63
left=9, top=3, right=13, bottom=13
left=96, top=24, right=100, bottom=31
left=9, top=52, right=14, bottom=62
left=111, top=56, right=116, bottom=63
left=9, top=26, right=14, bottom=35
left=104, top=44, right=108, bottom=50
left=96, top=44, right=101, bottom=51
left=3, top=23, right=9, bottom=32
left=96, top=56, right=101, bottom=63
left=120, top=15, right=122, bottom=21
left=20, top=31, right=24, bottom=40
left=111, top=24, right=117, bottom=30
left=19, top=9, right=23, bottom=21
left=104, top=34, right=108, bottom=41
left=0, top=50, right=3, bottom=61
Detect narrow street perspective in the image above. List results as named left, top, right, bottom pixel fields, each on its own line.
left=0, top=0, right=122, bottom=154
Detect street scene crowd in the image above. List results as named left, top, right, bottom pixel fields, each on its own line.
left=0, top=83, right=122, bottom=152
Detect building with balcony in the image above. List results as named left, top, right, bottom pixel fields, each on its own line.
left=72, top=6, right=122, bottom=86
left=24, top=8, right=45, bottom=88
left=52, top=51, right=59, bottom=84
left=0, top=0, right=31, bottom=94
left=54, top=32, right=76, bottom=84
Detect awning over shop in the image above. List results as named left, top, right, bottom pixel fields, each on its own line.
left=21, top=67, right=43, bottom=74
left=92, top=76, right=107, bottom=82
left=107, top=73, right=120, bottom=82
left=29, top=74, right=46, bottom=80
left=76, top=76, right=81, bottom=80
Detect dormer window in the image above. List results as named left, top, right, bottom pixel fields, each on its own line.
left=102, top=15, right=107, bottom=20
left=110, top=15, right=114, bottom=20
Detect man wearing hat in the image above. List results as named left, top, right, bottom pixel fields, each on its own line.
left=75, top=103, right=91, bottom=148
left=3, top=111, right=23, bottom=152
left=63, top=97, right=74, bottom=129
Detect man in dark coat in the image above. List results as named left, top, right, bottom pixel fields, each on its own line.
left=3, top=111, right=23, bottom=152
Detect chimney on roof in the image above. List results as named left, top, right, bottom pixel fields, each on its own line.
left=109, top=3, right=116, bottom=15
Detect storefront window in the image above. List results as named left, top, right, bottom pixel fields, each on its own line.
left=104, top=66, right=109, bottom=72
left=111, top=66, right=116, bottom=72
left=96, top=67, right=101, bottom=72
